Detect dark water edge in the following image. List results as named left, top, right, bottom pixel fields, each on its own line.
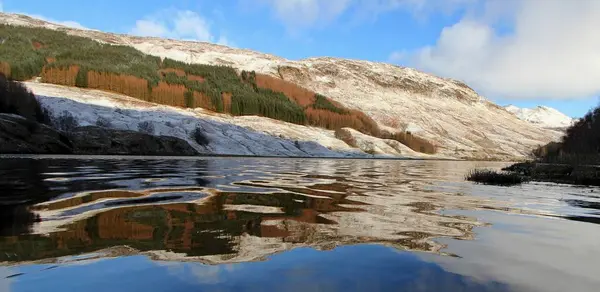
left=1, top=156, right=599, bottom=292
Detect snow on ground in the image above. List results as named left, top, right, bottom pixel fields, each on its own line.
left=505, top=105, right=575, bottom=129
left=26, top=82, right=435, bottom=159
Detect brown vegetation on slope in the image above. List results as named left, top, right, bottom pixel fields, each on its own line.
left=87, top=71, right=151, bottom=101
left=222, top=92, right=232, bottom=113
left=32, top=41, right=46, bottom=50
left=41, top=65, right=78, bottom=86
left=255, top=73, right=315, bottom=106
left=192, top=91, right=215, bottom=111
left=151, top=81, right=186, bottom=107
left=0, top=62, right=10, bottom=77
left=381, top=131, right=437, bottom=154
left=335, top=128, right=358, bottom=148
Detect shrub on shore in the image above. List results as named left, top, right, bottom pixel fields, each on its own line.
left=502, top=162, right=536, bottom=175
left=466, top=169, right=526, bottom=186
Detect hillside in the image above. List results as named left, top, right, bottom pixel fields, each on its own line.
left=28, top=81, right=433, bottom=158
left=0, top=12, right=562, bottom=160
left=505, top=105, right=575, bottom=130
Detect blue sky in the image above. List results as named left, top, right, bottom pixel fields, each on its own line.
left=1, top=0, right=599, bottom=118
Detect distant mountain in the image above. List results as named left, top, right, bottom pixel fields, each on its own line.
left=505, top=105, right=575, bottom=130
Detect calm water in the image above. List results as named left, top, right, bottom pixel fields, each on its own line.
left=0, top=156, right=599, bottom=292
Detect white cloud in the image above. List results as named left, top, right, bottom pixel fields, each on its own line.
left=172, top=10, right=212, bottom=41
left=410, top=0, right=600, bottom=100
left=359, top=0, right=478, bottom=18
left=216, top=35, right=235, bottom=47
left=388, top=51, right=407, bottom=63
left=259, top=0, right=351, bottom=29
left=54, top=20, right=87, bottom=29
left=130, top=9, right=232, bottom=45
left=132, top=19, right=169, bottom=37
left=12, top=13, right=87, bottom=29
left=255, top=0, right=478, bottom=29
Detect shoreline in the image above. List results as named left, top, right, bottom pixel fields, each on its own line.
left=0, top=153, right=464, bottom=162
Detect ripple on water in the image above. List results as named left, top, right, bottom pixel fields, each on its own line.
left=0, top=157, right=599, bottom=292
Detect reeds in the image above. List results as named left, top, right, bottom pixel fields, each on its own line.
left=465, top=169, right=526, bottom=186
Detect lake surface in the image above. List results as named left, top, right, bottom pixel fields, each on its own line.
left=0, top=156, right=599, bottom=292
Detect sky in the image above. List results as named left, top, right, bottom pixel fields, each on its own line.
left=1, top=0, right=599, bottom=118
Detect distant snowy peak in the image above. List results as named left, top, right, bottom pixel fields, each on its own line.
left=505, top=105, right=575, bottom=129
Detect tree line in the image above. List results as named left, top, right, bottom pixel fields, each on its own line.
left=531, top=104, right=600, bottom=164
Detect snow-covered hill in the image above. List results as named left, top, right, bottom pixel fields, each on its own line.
left=505, top=105, right=575, bottom=129
left=0, top=12, right=564, bottom=160
left=27, top=82, right=433, bottom=159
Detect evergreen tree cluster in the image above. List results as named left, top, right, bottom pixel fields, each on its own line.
left=160, top=60, right=306, bottom=123
left=0, top=25, right=160, bottom=82
left=313, top=94, right=348, bottom=114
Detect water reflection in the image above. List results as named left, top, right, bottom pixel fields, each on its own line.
left=0, top=157, right=599, bottom=292
left=0, top=157, right=502, bottom=264
left=3, top=245, right=511, bottom=292
left=0, top=159, right=51, bottom=236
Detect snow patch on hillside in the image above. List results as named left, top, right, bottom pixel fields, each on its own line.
left=505, top=105, right=575, bottom=129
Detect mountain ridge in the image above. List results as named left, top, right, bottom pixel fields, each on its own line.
left=0, top=12, right=562, bottom=160
left=505, top=105, right=575, bottom=129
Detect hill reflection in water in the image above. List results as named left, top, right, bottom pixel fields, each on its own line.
left=0, top=157, right=496, bottom=264
left=2, top=156, right=600, bottom=292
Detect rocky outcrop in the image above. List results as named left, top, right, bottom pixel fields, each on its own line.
left=65, top=126, right=198, bottom=156
left=0, top=113, right=198, bottom=156
left=0, top=113, right=72, bottom=154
